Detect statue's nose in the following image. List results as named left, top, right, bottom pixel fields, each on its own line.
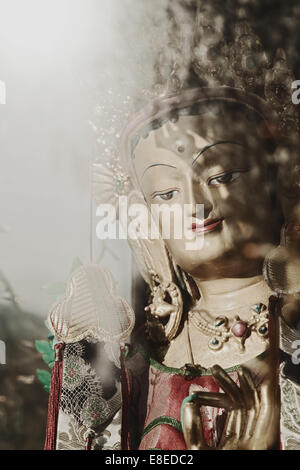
left=191, top=184, right=214, bottom=220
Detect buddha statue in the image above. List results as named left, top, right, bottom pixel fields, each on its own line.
left=43, top=4, right=300, bottom=451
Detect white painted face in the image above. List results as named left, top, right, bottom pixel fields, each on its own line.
left=133, top=109, right=280, bottom=280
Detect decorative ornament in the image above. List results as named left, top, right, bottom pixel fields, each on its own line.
left=89, top=88, right=133, bottom=165
left=265, top=48, right=299, bottom=134
left=80, top=395, right=111, bottom=429
left=149, top=2, right=299, bottom=135
left=92, top=159, right=131, bottom=209
left=145, top=278, right=183, bottom=342
left=90, top=88, right=133, bottom=210
left=47, top=265, right=135, bottom=354
left=189, top=303, right=270, bottom=352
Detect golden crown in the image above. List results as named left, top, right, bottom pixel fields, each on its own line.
left=149, top=3, right=299, bottom=135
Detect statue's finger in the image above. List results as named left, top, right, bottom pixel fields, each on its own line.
left=239, top=366, right=259, bottom=409
left=211, top=364, right=243, bottom=405
left=182, top=401, right=212, bottom=450
left=237, top=367, right=256, bottom=409
left=190, top=391, right=234, bottom=410
left=218, top=410, right=237, bottom=448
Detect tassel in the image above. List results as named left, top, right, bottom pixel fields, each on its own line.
left=44, top=342, right=65, bottom=450
left=268, top=295, right=281, bottom=450
left=84, top=429, right=95, bottom=450
left=120, top=345, right=130, bottom=450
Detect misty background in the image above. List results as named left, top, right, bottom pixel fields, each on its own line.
left=0, top=0, right=162, bottom=316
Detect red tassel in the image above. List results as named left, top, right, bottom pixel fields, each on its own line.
left=120, top=345, right=130, bottom=450
left=85, top=430, right=95, bottom=450
left=85, top=436, right=92, bottom=451
left=44, top=342, right=65, bottom=450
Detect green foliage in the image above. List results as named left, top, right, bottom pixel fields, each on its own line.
left=35, top=336, right=55, bottom=393
left=35, top=339, right=55, bottom=369
left=36, top=369, right=51, bottom=393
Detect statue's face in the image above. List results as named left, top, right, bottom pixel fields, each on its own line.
left=133, top=108, right=280, bottom=280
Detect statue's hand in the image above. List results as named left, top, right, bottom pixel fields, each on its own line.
left=182, top=365, right=279, bottom=450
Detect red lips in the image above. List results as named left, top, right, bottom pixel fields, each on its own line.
left=190, top=217, right=224, bottom=233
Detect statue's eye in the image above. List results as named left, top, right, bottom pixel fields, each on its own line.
left=208, top=170, right=244, bottom=186
left=154, top=190, right=179, bottom=201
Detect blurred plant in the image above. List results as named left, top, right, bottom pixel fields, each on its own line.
left=0, top=224, right=19, bottom=310
left=35, top=335, right=55, bottom=393
left=0, top=269, right=19, bottom=309
left=36, top=370, right=52, bottom=393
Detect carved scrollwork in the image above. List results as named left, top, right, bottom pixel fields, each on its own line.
left=145, top=278, right=183, bottom=342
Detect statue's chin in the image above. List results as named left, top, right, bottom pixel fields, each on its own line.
left=174, top=247, right=265, bottom=281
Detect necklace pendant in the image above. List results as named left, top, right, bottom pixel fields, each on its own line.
left=251, top=303, right=267, bottom=314
left=231, top=320, right=247, bottom=338
left=208, top=336, right=224, bottom=350
left=208, top=318, right=229, bottom=350
left=231, top=317, right=249, bottom=352
left=250, top=303, right=269, bottom=342
left=190, top=302, right=269, bottom=354
left=214, top=316, right=228, bottom=328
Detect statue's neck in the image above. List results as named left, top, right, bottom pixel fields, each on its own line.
left=194, top=275, right=271, bottom=317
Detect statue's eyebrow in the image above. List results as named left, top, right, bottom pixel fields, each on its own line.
left=142, top=163, right=177, bottom=178
left=192, top=141, right=246, bottom=166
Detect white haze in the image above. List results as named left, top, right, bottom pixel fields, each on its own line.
left=0, top=0, right=184, bottom=316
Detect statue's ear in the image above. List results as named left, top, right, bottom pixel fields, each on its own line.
left=126, top=189, right=185, bottom=342
left=125, top=189, right=175, bottom=289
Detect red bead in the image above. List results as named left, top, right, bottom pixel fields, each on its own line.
left=231, top=321, right=247, bottom=337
